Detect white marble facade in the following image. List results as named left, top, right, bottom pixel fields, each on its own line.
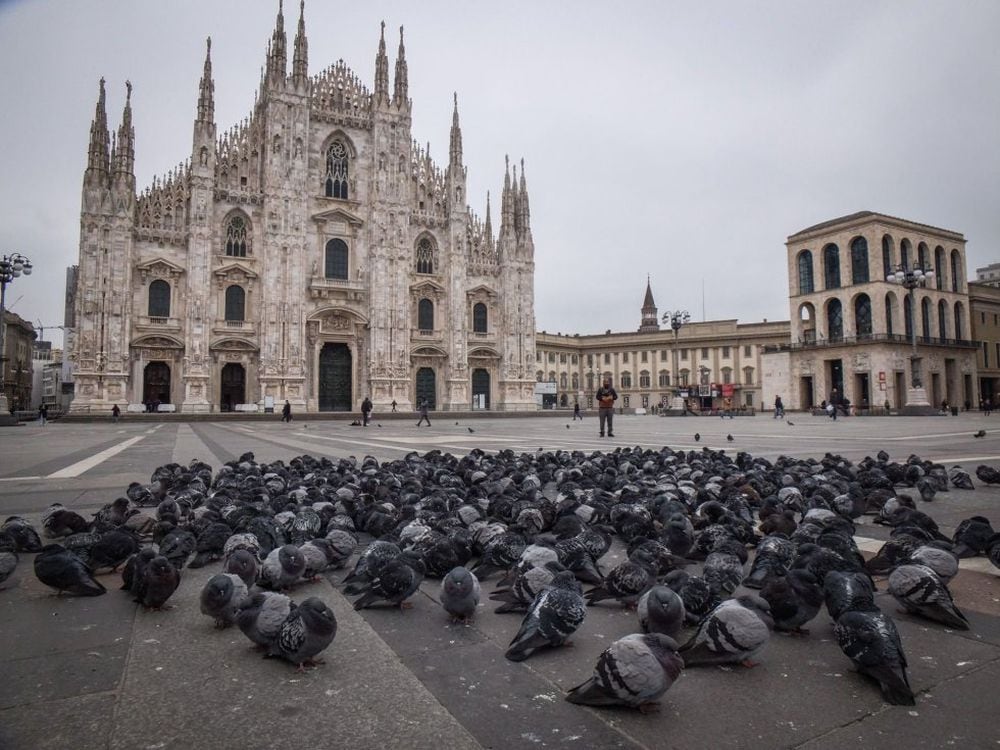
left=69, top=4, right=537, bottom=414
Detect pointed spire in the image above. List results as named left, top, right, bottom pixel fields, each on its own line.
left=449, top=92, right=463, bottom=167
left=266, top=0, right=287, bottom=88
left=292, top=0, right=308, bottom=88
left=197, top=37, right=214, bottom=123
left=484, top=191, right=494, bottom=251
left=499, top=155, right=514, bottom=239
left=518, top=157, right=530, bottom=229
left=639, top=274, right=660, bottom=332
left=86, top=77, right=111, bottom=180
left=374, top=21, right=389, bottom=104
left=393, top=25, right=408, bottom=106
left=113, top=80, right=135, bottom=182
left=643, top=275, right=656, bottom=308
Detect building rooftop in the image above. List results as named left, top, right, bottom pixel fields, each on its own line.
left=788, top=211, right=964, bottom=242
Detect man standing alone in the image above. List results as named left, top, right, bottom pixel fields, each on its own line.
left=416, top=398, right=431, bottom=427
left=595, top=377, right=617, bottom=437
left=361, top=396, right=373, bottom=427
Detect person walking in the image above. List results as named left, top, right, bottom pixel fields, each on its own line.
left=281, top=400, right=292, bottom=423
left=111, top=404, right=121, bottom=424
left=573, top=401, right=582, bottom=421
left=416, top=398, right=431, bottom=427
left=391, top=399, right=398, bottom=413
left=361, top=396, right=373, bottom=427
left=774, top=395, right=784, bottom=419
left=38, top=403, right=48, bottom=426
left=595, top=377, right=617, bottom=437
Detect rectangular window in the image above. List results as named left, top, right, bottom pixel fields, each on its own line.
left=571, top=354, right=578, bottom=364
left=660, top=349, right=668, bottom=361
left=587, top=354, right=593, bottom=367
left=995, top=314, right=998, bottom=325
left=560, top=353, right=567, bottom=363
left=604, top=353, right=610, bottom=365
left=722, top=346, right=730, bottom=358
left=996, top=342, right=999, bottom=366
left=536, top=352, right=541, bottom=362
left=983, top=342, right=989, bottom=367
left=701, top=347, right=709, bottom=358
left=623, top=352, right=629, bottom=363
left=681, top=349, right=688, bottom=360
left=641, top=351, right=648, bottom=363
left=548, top=352, right=555, bottom=363
left=982, top=312, right=987, bottom=324
left=743, top=345, right=752, bottom=357
left=745, top=392, right=754, bottom=407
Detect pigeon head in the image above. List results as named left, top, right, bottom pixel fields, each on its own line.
left=278, top=545, right=305, bottom=572
left=550, top=570, right=583, bottom=594
left=148, top=556, right=176, bottom=577
left=443, top=567, right=475, bottom=596
left=299, top=597, right=338, bottom=635
left=204, top=573, right=234, bottom=606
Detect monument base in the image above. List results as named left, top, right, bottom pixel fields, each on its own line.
left=901, top=387, right=939, bottom=415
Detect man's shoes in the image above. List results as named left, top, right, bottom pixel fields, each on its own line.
left=608, top=432, right=614, bottom=437
left=599, top=432, right=604, bottom=437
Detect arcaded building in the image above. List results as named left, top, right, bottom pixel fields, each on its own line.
left=69, top=3, right=537, bottom=414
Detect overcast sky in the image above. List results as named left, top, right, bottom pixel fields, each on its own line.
left=2, top=0, right=999, bottom=348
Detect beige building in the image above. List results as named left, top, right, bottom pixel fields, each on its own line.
left=771, top=211, right=977, bottom=412
left=69, top=4, right=536, bottom=414
left=969, top=282, right=1000, bottom=405
left=536, top=281, right=790, bottom=412
left=1, top=311, right=35, bottom=413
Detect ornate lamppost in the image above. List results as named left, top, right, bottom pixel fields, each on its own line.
left=0, top=253, right=34, bottom=424
left=662, top=309, right=690, bottom=412
left=886, top=260, right=934, bottom=412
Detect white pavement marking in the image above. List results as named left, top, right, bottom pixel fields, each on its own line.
left=0, top=476, right=41, bottom=481
left=291, top=431, right=421, bottom=453
left=47, top=435, right=147, bottom=478
left=926, top=454, right=1000, bottom=464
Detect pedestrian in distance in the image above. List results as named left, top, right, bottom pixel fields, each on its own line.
left=416, top=398, right=431, bottom=427
left=38, top=403, right=48, bottom=426
left=361, top=396, right=373, bottom=427
left=826, top=401, right=836, bottom=420
left=111, top=404, right=121, bottom=424
left=596, top=377, right=617, bottom=437
left=774, top=396, right=784, bottom=419
left=391, top=399, right=398, bottom=413
left=281, top=400, right=292, bottom=423
left=573, top=402, right=582, bottom=421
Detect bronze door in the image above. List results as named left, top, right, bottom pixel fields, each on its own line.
left=471, top=368, right=490, bottom=410
left=143, top=361, right=171, bottom=404
left=415, top=367, right=436, bottom=410
left=319, top=343, right=352, bottom=411
left=220, top=363, right=246, bottom=411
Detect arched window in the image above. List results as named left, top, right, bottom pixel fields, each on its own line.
left=571, top=373, right=580, bottom=389
left=938, top=299, right=948, bottom=339
left=621, top=371, right=632, bottom=388
left=934, top=246, right=945, bottom=290
left=917, top=242, right=929, bottom=271
left=560, top=372, right=568, bottom=389
left=148, top=280, right=170, bottom=318
left=881, top=234, right=894, bottom=279
left=225, top=285, right=245, bottom=322
left=416, top=238, right=434, bottom=274
left=639, top=371, right=651, bottom=388
left=224, top=214, right=250, bottom=257
left=951, top=250, right=961, bottom=293
left=324, top=140, right=349, bottom=199
left=417, top=298, right=434, bottom=331
left=827, top=298, right=843, bottom=341
left=658, top=370, right=670, bottom=387
left=536, top=370, right=544, bottom=382
left=885, top=293, right=896, bottom=336
left=920, top=297, right=932, bottom=342
left=549, top=371, right=557, bottom=383
left=955, top=301, right=964, bottom=339
left=472, top=302, right=488, bottom=333
left=904, top=297, right=913, bottom=339
left=679, top=369, right=690, bottom=386
left=901, top=239, right=911, bottom=269
left=721, top=367, right=732, bottom=384
left=799, top=302, right=816, bottom=342
left=797, top=250, right=814, bottom=294
left=325, top=239, right=349, bottom=280
left=823, top=244, right=841, bottom=289
left=742, top=366, right=754, bottom=384
left=854, top=294, right=872, bottom=338
left=586, top=372, right=595, bottom=390
left=850, top=237, right=869, bottom=284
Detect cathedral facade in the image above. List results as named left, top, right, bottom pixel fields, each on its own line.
left=69, top=3, right=537, bottom=414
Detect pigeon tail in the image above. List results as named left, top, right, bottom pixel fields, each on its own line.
left=863, top=664, right=915, bottom=706
left=565, top=678, right=619, bottom=706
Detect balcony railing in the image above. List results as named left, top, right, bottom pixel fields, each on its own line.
left=763, top=333, right=979, bottom=353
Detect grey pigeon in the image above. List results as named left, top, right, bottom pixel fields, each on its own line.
left=760, top=569, right=824, bottom=633
left=159, top=528, right=197, bottom=569
left=834, top=608, right=914, bottom=705
left=440, top=566, right=481, bottom=622
left=823, top=570, right=877, bottom=621
left=888, top=564, right=969, bottom=630
left=223, top=532, right=262, bottom=563
left=42, top=504, right=91, bottom=538
left=566, top=633, right=684, bottom=712
left=637, top=585, right=685, bottom=639
left=353, top=550, right=426, bottom=610
left=505, top=570, right=586, bottom=662
left=224, top=549, right=260, bottom=589
left=322, top=528, right=358, bottom=569
left=139, top=555, right=180, bottom=610
left=0, top=551, right=18, bottom=588
left=342, top=540, right=401, bottom=594
left=89, top=530, right=139, bottom=572
left=907, top=545, right=959, bottom=583
left=703, top=551, right=745, bottom=597
left=268, top=597, right=338, bottom=672
left=2, top=517, right=42, bottom=552
left=200, top=573, right=249, bottom=628
left=584, top=548, right=657, bottom=608
left=948, top=466, right=974, bottom=490
left=121, top=548, right=157, bottom=596
left=299, top=540, right=332, bottom=580
left=679, top=595, right=773, bottom=667
left=260, top=545, right=306, bottom=591
left=237, top=591, right=293, bottom=650
left=33, top=544, right=106, bottom=596
left=952, top=516, right=995, bottom=558
left=490, top=560, right=565, bottom=614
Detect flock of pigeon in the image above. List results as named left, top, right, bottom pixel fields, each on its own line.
left=2, top=444, right=1000, bottom=711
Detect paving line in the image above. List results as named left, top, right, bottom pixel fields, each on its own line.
left=0, top=476, right=41, bottom=482
left=46, top=435, right=147, bottom=478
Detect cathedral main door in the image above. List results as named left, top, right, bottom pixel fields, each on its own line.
left=472, top=368, right=490, bottom=410
left=415, top=367, right=436, bottom=410
left=319, top=343, right=352, bottom=411
left=143, top=361, right=170, bottom=406
left=220, top=363, right=246, bottom=411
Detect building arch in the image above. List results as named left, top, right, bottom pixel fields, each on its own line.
left=799, top=301, right=817, bottom=342
left=797, top=250, right=814, bottom=294
left=881, top=234, right=895, bottom=279
left=620, top=371, right=632, bottom=388
left=148, top=279, right=171, bottom=318
left=472, top=302, right=488, bottom=333
left=951, top=249, right=962, bottom=293
left=850, top=236, right=869, bottom=284
left=917, top=241, right=929, bottom=270
left=658, top=370, right=670, bottom=387
left=954, top=301, right=965, bottom=339
left=920, top=296, right=932, bottom=342
left=417, top=298, right=434, bottom=331
left=901, top=238, right=911, bottom=269
left=823, top=244, right=841, bottom=289
left=853, top=293, right=872, bottom=338
left=325, top=238, right=349, bottom=280
left=415, top=234, right=438, bottom=274
left=223, top=210, right=252, bottom=257
left=571, top=372, right=580, bottom=389
left=225, top=285, right=246, bottom=321
left=938, top=298, right=948, bottom=339
left=884, top=291, right=899, bottom=336
left=934, top=245, right=945, bottom=290
left=826, top=297, right=843, bottom=341
left=322, top=136, right=353, bottom=199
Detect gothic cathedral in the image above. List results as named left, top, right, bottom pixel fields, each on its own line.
left=69, top=2, right=537, bottom=414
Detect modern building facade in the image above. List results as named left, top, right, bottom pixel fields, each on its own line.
left=69, top=4, right=536, bottom=414
left=770, top=211, right=977, bottom=412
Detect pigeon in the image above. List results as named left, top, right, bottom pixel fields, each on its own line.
left=223, top=532, right=263, bottom=564
left=467, top=427, right=475, bottom=433
left=299, top=540, right=334, bottom=580
left=703, top=551, right=745, bottom=597
left=237, top=591, right=293, bottom=650
left=88, top=530, right=139, bottom=572
left=952, top=516, right=995, bottom=558
left=908, top=545, right=959, bottom=584
left=566, top=424, right=570, bottom=429
left=224, top=549, right=260, bottom=589
left=786, top=420, right=795, bottom=426
left=440, top=566, right=481, bottom=622
left=823, top=570, right=877, bottom=621
left=2, top=517, right=42, bottom=552
left=974, top=430, right=986, bottom=438
left=888, top=564, right=969, bottom=630
left=268, top=597, right=338, bottom=672
left=505, top=570, right=586, bottom=662
left=694, top=433, right=701, bottom=442
left=260, top=545, right=306, bottom=591
left=352, top=550, right=426, bottom=610
left=584, top=548, right=657, bottom=608
left=975, top=465, right=1000, bottom=484
left=664, top=571, right=720, bottom=624
left=490, top=560, right=565, bottom=614
left=470, top=532, right=526, bottom=580
left=565, top=633, right=684, bottom=713
left=834, top=608, right=914, bottom=705
left=679, top=595, right=773, bottom=667
left=988, top=533, right=1000, bottom=571
left=200, top=573, right=249, bottom=628
left=159, top=528, right=197, bottom=569
left=188, top=522, right=232, bottom=568
left=41, top=504, right=91, bottom=538
left=0, top=551, right=18, bottom=588
left=637, top=585, right=686, bottom=639
left=121, top=548, right=157, bottom=597
left=139, top=555, right=180, bottom=610
left=760, top=569, right=824, bottom=634
left=33, top=544, right=106, bottom=596
left=342, top=540, right=401, bottom=593
left=727, top=434, right=734, bottom=442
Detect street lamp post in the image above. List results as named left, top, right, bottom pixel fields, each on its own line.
left=662, top=309, right=690, bottom=413
left=0, top=253, right=34, bottom=424
left=886, top=260, right=934, bottom=413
